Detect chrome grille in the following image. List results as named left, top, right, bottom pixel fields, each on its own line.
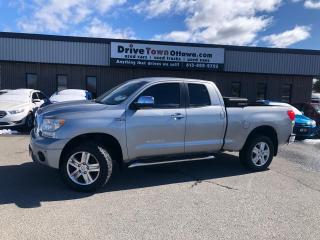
left=0, top=111, right=7, bottom=118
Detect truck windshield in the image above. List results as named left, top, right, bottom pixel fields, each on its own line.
left=96, top=81, right=147, bottom=105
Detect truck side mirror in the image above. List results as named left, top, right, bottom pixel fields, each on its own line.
left=132, top=96, right=154, bottom=109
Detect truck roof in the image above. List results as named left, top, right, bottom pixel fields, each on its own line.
left=132, top=77, right=213, bottom=84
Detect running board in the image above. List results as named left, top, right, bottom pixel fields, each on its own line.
left=128, top=155, right=215, bottom=168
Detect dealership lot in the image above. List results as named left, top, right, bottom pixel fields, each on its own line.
left=0, top=134, right=320, bottom=240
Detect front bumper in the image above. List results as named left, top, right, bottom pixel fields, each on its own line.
left=293, top=126, right=318, bottom=138
left=29, top=129, right=69, bottom=169
left=0, top=112, right=27, bottom=127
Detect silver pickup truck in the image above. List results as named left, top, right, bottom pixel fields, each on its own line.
left=30, top=77, right=295, bottom=191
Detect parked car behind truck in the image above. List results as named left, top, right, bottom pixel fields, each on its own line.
left=293, top=102, right=320, bottom=128
left=30, top=78, right=295, bottom=191
left=49, top=89, right=93, bottom=103
left=311, top=93, right=320, bottom=103
left=0, top=89, right=49, bottom=130
left=258, top=101, right=318, bottom=139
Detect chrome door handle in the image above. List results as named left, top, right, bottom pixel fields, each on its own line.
left=171, top=113, right=185, bottom=120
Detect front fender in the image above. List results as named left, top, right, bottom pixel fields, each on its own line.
left=55, top=117, right=128, bottom=160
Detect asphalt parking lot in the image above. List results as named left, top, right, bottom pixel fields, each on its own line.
left=0, top=134, right=320, bottom=240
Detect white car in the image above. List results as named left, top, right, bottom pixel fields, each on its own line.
left=0, top=89, right=11, bottom=95
left=0, top=89, right=49, bottom=129
left=49, top=89, right=92, bottom=103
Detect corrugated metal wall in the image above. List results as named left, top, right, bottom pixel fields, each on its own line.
left=0, top=37, right=109, bottom=66
left=225, top=50, right=320, bottom=76
left=0, top=61, right=313, bottom=103
left=0, top=36, right=320, bottom=76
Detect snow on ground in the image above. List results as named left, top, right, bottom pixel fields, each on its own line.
left=0, top=129, right=19, bottom=135
left=302, top=139, right=320, bottom=145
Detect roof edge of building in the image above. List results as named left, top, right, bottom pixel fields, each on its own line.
left=1, top=31, right=320, bottom=56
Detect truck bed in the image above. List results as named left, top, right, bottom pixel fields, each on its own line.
left=222, top=99, right=293, bottom=152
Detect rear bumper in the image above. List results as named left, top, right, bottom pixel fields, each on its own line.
left=29, top=129, right=68, bottom=169
left=288, top=134, right=296, bottom=144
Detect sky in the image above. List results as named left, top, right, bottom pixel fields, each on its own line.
left=0, top=0, right=319, bottom=49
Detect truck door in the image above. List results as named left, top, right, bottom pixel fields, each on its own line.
left=185, top=83, right=226, bottom=153
left=126, top=82, right=186, bottom=160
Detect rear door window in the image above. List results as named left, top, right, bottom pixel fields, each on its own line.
left=188, top=83, right=211, bottom=107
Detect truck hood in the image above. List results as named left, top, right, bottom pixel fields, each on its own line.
left=0, top=101, right=29, bottom=111
left=38, top=100, right=112, bottom=117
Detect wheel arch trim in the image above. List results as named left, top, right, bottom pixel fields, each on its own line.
left=242, top=125, right=279, bottom=156
left=59, top=132, right=124, bottom=169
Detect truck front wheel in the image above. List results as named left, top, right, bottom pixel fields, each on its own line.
left=60, top=143, right=113, bottom=192
left=240, top=135, right=274, bottom=171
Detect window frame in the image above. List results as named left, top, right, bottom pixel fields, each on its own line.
left=186, top=83, right=212, bottom=108
left=231, top=82, right=241, bottom=98
left=26, top=73, right=38, bottom=89
left=256, top=82, right=268, bottom=101
left=281, top=83, right=293, bottom=103
left=56, top=74, right=68, bottom=92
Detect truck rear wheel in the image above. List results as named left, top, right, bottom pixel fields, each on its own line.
left=60, top=143, right=113, bottom=192
left=240, top=135, right=274, bottom=171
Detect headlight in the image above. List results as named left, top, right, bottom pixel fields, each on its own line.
left=41, top=118, right=65, bottom=138
left=311, top=120, right=316, bottom=127
left=9, top=109, right=25, bottom=114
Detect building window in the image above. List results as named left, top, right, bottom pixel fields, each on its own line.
left=57, top=75, right=67, bottom=91
left=257, top=83, right=267, bottom=100
left=86, top=76, right=97, bottom=98
left=231, top=82, right=241, bottom=97
left=281, top=84, right=292, bottom=103
left=26, top=73, right=38, bottom=89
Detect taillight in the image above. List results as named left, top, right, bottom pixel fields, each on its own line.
left=287, top=110, right=295, bottom=121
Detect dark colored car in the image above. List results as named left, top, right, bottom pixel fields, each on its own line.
left=259, top=100, right=318, bottom=138
left=293, top=103, right=320, bottom=127
left=293, top=114, right=319, bottom=138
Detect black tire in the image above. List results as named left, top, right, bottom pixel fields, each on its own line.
left=239, top=135, right=274, bottom=171
left=23, top=112, right=34, bottom=131
left=60, top=143, right=114, bottom=192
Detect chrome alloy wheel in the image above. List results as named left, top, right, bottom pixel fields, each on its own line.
left=67, top=152, right=101, bottom=186
left=251, top=142, right=270, bottom=167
